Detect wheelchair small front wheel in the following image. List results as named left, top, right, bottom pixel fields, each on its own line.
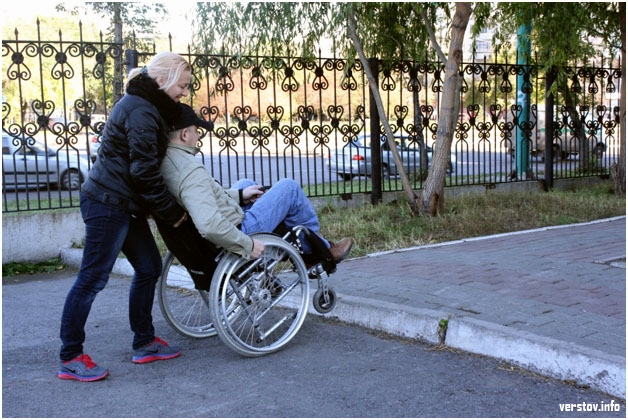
left=313, top=288, right=337, bottom=314
left=158, top=251, right=217, bottom=339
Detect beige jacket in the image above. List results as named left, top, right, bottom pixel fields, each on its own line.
left=160, top=143, right=254, bottom=258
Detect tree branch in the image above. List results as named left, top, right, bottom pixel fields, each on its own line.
left=347, top=6, right=419, bottom=210
left=417, top=4, right=447, bottom=63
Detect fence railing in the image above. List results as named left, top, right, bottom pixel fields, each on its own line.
left=2, top=21, right=622, bottom=213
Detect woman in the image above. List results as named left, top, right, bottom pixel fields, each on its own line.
left=58, top=52, right=191, bottom=382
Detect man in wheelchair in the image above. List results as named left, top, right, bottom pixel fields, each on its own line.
left=156, top=104, right=353, bottom=291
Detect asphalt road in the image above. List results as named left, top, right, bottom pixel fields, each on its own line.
left=2, top=269, right=625, bottom=418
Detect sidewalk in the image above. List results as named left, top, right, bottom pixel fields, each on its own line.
left=60, top=216, right=626, bottom=399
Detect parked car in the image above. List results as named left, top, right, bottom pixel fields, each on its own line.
left=511, top=108, right=607, bottom=161
left=326, top=134, right=456, bottom=180
left=88, top=114, right=107, bottom=163
left=510, top=129, right=607, bottom=162
left=88, top=131, right=100, bottom=163
left=530, top=128, right=606, bottom=161
left=2, top=134, right=90, bottom=190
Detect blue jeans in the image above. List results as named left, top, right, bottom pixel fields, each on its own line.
left=233, top=179, right=330, bottom=253
left=59, top=194, right=162, bottom=361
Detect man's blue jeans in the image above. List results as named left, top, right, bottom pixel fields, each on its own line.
left=233, top=178, right=330, bottom=253
left=59, top=193, right=162, bottom=361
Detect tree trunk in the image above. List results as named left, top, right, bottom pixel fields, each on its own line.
left=347, top=8, right=419, bottom=212
left=413, top=89, right=429, bottom=180
left=113, top=3, right=124, bottom=103
left=419, top=3, right=472, bottom=215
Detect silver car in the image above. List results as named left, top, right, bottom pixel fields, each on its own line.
left=327, top=134, right=455, bottom=180
left=2, top=134, right=90, bottom=191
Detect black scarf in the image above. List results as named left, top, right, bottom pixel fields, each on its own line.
left=125, top=73, right=180, bottom=128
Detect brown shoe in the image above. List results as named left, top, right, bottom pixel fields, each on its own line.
left=329, top=237, right=353, bottom=264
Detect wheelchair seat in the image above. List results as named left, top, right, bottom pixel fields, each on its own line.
left=156, top=218, right=219, bottom=291
left=157, top=219, right=336, bottom=291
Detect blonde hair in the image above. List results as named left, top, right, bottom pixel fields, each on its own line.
left=125, top=52, right=191, bottom=92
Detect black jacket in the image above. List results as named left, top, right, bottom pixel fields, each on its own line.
left=82, top=74, right=185, bottom=225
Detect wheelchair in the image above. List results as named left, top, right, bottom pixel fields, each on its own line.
left=157, top=222, right=338, bottom=357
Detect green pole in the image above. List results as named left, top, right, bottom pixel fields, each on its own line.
left=516, top=22, right=532, bottom=179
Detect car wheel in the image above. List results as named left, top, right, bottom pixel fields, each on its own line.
left=531, top=150, right=540, bottom=161
left=593, top=144, right=605, bottom=158
left=338, top=173, right=353, bottom=181
left=60, top=169, right=83, bottom=190
left=382, top=165, right=390, bottom=179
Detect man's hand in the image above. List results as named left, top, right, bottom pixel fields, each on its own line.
left=251, top=238, right=265, bottom=259
left=242, top=185, right=267, bottom=205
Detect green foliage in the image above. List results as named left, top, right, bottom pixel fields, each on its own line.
left=192, top=2, right=448, bottom=62
left=3, top=258, right=65, bottom=277
left=192, top=2, right=336, bottom=57
left=3, top=196, right=81, bottom=213
left=316, top=182, right=625, bottom=257
left=2, top=16, right=103, bottom=109
left=54, top=2, right=167, bottom=54
left=56, top=2, right=168, bottom=40
left=490, top=3, right=621, bottom=83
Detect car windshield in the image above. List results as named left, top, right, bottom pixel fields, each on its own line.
left=4, top=136, right=39, bottom=153
left=349, top=138, right=364, bottom=147
left=24, top=143, right=54, bottom=156
left=347, top=135, right=414, bottom=149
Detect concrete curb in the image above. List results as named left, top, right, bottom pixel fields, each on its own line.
left=318, top=294, right=444, bottom=345
left=319, top=294, right=626, bottom=400
left=59, top=247, right=626, bottom=399
left=61, top=248, right=135, bottom=277
left=445, top=317, right=626, bottom=400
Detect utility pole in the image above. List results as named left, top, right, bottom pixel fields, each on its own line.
left=516, top=21, right=532, bottom=179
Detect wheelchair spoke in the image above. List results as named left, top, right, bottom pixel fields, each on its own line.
left=158, top=252, right=217, bottom=338
left=209, top=233, right=310, bottom=357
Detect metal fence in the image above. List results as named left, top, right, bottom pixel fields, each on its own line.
left=2, top=21, right=622, bottom=213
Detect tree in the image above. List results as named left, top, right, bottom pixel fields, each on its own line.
left=192, top=2, right=489, bottom=215
left=56, top=2, right=168, bottom=102
left=490, top=2, right=624, bottom=194
left=346, top=6, right=418, bottom=211
left=417, top=3, right=474, bottom=215
left=1, top=15, right=104, bottom=122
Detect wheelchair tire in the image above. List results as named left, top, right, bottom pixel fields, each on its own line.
left=313, top=288, right=337, bottom=314
left=158, top=251, right=217, bottom=339
left=209, top=233, right=310, bottom=357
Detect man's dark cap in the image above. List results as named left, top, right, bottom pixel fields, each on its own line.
left=172, top=103, right=213, bottom=131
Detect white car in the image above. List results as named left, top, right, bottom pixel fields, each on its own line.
left=2, top=133, right=90, bottom=190
left=327, top=134, right=456, bottom=180
left=88, top=131, right=101, bottom=163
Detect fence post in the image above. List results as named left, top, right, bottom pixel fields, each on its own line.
left=125, top=49, right=138, bottom=76
left=544, top=67, right=555, bottom=191
left=368, top=57, right=382, bottom=205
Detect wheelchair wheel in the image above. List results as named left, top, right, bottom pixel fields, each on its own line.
left=313, top=287, right=337, bottom=314
left=209, top=233, right=310, bottom=357
left=158, top=251, right=216, bottom=338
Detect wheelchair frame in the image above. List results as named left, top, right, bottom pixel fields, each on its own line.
left=157, top=226, right=337, bottom=357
